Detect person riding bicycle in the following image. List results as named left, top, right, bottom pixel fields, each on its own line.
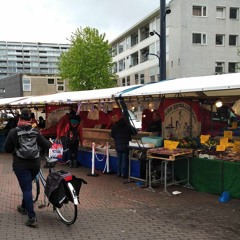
left=4, top=108, right=52, bottom=227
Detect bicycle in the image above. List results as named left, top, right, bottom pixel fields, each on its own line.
left=32, top=156, right=85, bottom=225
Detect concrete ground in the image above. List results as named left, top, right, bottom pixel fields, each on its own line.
left=0, top=152, right=240, bottom=240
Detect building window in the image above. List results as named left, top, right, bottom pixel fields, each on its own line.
left=112, top=62, right=117, bottom=74
left=22, top=77, right=31, bottom=91
left=56, top=78, right=64, bottom=92
left=126, top=36, right=131, bottom=50
left=112, top=45, right=117, bottom=57
left=127, top=76, right=130, bottom=86
left=48, top=78, right=55, bottom=84
left=140, top=24, right=150, bottom=42
left=140, top=47, right=149, bottom=63
left=216, top=7, right=226, bottom=19
left=192, top=5, right=207, bottom=17
left=122, top=77, right=126, bottom=86
left=192, top=33, right=207, bottom=45
left=228, top=62, right=238, bottom=73
left=215, top=62, right=225, bottom=74
left=230, top=8, right=239, bottom=19
left=216, top=34, right=225, bottom=46
left=131, top=31, right=138, bottom=47
left=118, top=59, right=125, bottom=72
left=135, top=74, right=139, bottom=84
left=229, top=35, right=238, bottom=46
left=149, top=67, right=156, bottom=83
left=131, top=52, right=138, bottom=66
left=140, top=73, right=144, bottom=84
left=118, top=40, right=125, bottom=54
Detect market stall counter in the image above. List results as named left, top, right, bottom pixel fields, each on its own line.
left=79, top=128, right=151, bottom=177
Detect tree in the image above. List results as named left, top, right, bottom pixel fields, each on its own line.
left=58, top=27, right=116, bottom=90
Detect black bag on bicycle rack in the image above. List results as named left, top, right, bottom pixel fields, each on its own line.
left=69, top=176, right=87, bottom=201
left=45, top=171, right=72, bottom=208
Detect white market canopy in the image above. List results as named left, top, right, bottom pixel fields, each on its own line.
left=7, top=85, right=140, bottom=107
left=114, top=73, right=240, bottom=102
left=0, top=96, right=30, bottom=107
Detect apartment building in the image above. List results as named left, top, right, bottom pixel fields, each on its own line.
left=111, top=0, right=240, bottom=86
left=0, top=41, right=70, bottom=97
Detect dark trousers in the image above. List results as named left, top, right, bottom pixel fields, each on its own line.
left=68, top=140, right=79, bottom=166
left=116, top=150, right=129, bottom=177
left=14, top=168, right=39, bottom=219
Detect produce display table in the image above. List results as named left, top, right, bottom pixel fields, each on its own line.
left=147, top=147, right=193, bottom=195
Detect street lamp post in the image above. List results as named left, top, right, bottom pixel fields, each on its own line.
left=149, top=0, right=171, bottom=81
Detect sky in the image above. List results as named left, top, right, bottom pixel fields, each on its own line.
left=0, top=0, right=170, bottom=44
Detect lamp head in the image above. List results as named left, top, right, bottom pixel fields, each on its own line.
left=215, top=100, right=223, bottom=108
left=149, top=31, right=155, bottom=36
left=166, top=9, right=171, bottom=14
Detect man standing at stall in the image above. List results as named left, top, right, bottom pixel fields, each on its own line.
left=110, top=115, right=133, bottom=178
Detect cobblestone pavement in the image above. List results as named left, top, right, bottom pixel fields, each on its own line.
left=1, top=153, right=240, bottom=240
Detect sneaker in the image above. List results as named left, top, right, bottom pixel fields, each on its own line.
left=17, top=205, right=27, bottom=215
left=25, top=217, right=38, bottom=227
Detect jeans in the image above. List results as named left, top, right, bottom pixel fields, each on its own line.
left=14, top=168, right=39, bottom=219
left=116, top=150, right=129, bottom=177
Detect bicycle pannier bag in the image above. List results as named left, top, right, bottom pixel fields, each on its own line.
left=15, top=127, right=39, bottom=159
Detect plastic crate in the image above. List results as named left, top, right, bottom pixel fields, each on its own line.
left=141, top=136, right=163, bottom=147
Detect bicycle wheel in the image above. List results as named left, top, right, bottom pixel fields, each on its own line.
left=55, top=182, right=78, bottom=225
left=32, top=175, right=40, bottom=203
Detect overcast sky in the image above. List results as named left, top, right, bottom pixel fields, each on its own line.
left=1, top=0, right=171, bottom=44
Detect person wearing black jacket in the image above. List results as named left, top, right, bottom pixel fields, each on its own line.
left=110, top=116, right=133, bottom=178
left=4, top=108, right=52, bottom=228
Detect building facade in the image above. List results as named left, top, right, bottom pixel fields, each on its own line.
left=111, top=0, right=240, bottom=86
left=0, top=41, right=70, bottom=97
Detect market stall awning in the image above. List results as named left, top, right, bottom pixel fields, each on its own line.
left=114, top=73, right=240, bottom=101
left=8, top=85, right=141, bottom=106
left=0, top=96, right=30, bottom=107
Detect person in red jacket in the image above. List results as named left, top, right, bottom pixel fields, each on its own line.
left=65, top=114, right=83, bottom=168
left=56, top=110, right=76, bottom=163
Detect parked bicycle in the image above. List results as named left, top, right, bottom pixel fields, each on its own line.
left=32, top=156, right=86, bottom=225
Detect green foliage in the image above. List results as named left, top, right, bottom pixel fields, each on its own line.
left=58, top=27, right=117, bottom=90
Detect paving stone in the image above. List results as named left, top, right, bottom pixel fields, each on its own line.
left=0, top=153, right=240, bottom=239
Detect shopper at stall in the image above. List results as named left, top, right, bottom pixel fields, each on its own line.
left=56, top=110, right=76, bottom=163
left=38, top=116, right=46, bottom=129
left=30, top=112, right=38, bottom=128
left=4, top=108, right=52, bottom=227
left=147, top=111, right=162, bottom=136
left=110, top=116, right=133, bottom=178
left=65, top=114, right=83, bottom=168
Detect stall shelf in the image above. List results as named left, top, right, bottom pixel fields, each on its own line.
left=147, top=147, right=193, bottom=195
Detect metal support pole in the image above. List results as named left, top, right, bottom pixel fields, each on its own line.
left=160, top=0, right=166, bottom=81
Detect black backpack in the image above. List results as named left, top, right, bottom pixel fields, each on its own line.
left=15, top=127, right=39, bottom=159
left=66, top=125, right=79, bottom=146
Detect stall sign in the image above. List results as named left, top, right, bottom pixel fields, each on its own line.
left=224, top=131, right=233, bottom=140
left=45, top=105, right=70, bottom=128
left=200, top=134, right=210, bottom=144
left=163, top=101, right=200, bottom=139
left=220, top=137, right=229, bottom=146
left=164, top=140, right=179, bottom=150
left=216, top=145, right=226, bottom=151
